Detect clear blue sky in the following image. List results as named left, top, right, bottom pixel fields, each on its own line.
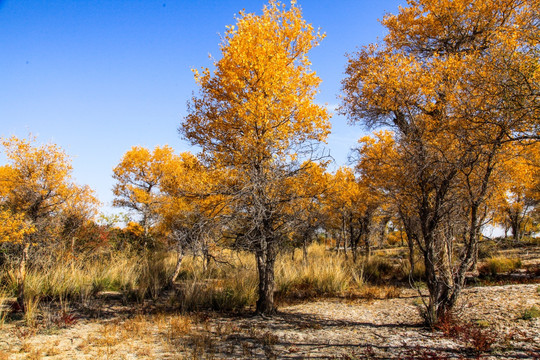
left=0, top=0, right=403, bottom=216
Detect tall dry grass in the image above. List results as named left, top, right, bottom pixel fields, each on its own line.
left=0, top=242, right=408, bottom=315
left=276, top=243, right=355, bottom=300
left=1, top=249, right=176, bottom=304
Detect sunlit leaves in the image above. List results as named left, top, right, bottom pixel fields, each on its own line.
left=0, top=209, right=35, bottom=244
left=181, top=1, right=330, bottom=314
left=0, top=136, right=99, bottom=245
left=341, top=0, right=539, bottom=323
left=182, top=0, right=330, bottom=167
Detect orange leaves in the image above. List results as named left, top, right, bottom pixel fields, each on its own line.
left=112, top=145, right=222, bottom=241
left=0, top=136, right=99, bottom=245
left=112, top=145, right=176, bottom=210
left=0, top=209, right=35, bottom=244
left=342, top=0, right=538, bottom=143
left=179, top=2, right=331, bottom=260
left=0, top=136, right=73, bottom=212
left=182, top=0, right=330, bottom=166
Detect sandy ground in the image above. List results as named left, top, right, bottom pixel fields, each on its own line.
left=0, top=283, right=539, bottom=359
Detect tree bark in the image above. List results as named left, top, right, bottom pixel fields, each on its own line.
left=17, top=242, right=30, bottom=311
left=510, top=214, right=521, bottom=243
left=255, top=239, right=277, bottom=316
left=302, top=238, right=308, bottom=265
left=171, top=245, right=185, bottom=285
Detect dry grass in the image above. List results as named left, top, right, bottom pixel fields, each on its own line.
left=174, top=252, right=258, bottom=311
left=356, top=285, right=403, bottom=300
left=0, top=242, right=415, bottom=318
left=23, top=294, right=41, bottom=327
left=2, top=250, right=175, bottom=306
left=174, top=243, right=358, bottom=309
left=276, top=243, right=353, bottom=300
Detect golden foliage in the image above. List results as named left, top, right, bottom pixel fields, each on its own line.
left=0, top=209, right=35, bottom=244
left=0, top=136, right=99, bottom=244
left=182, top=0, right=330, bottom=166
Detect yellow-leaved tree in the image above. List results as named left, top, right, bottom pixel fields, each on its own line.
left=324, top=166, right=381, bottom=262
left=0, top=136, right=99, bottom=309
left=112, top=145, right=178, bottom=248
left=493, top=142, right=540, bottom=241
left=180, top=0, right=330, bottom=315
left=113, top=146, right=223, bottom=281
left=341, top=0, right=539, bottom=325
left=284, top=161, right=330, bottom=263
left=158, top=151, right=224, bottom=281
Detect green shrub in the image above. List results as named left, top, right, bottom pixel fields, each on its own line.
left=520, top=305, right=540, bottom=320
left=478, top=257, right=522, bottom=276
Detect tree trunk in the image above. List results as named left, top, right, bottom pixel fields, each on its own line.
left=341, top=217, right=348, bottom=259
left=302, top=238, right=308, bottom=265
left=407, top=234, right=416, bottom=278
left=363, top=230, right=371, bottom=262
left=70, top=236, right=76, bottom=275
left=17, top=242, right=30, bottom=311
left=171, top=246, right=185, bottom=285
left=255, top=239, right=277, bottom=316
left=378, top=216, right=390, bottom=248
left=510, top=215, right=521, bottom=243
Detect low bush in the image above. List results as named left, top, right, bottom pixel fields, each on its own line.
left=435, top=311, right=498, bottom=353
left=478, top=256, right=522, bottom=276
left=520, top=305, right=540, bottom=320
left=362, top=257, right=396, bottom=282
left=477, top=240, right=498, bottom=259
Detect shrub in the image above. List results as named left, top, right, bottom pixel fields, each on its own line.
left=435, top=311, right=497, bottom=353
left=520, top=306, right=540, bottom=320
left=362, top=257, right=396, bottom=282
left=478, top=256, right=522, bottom=276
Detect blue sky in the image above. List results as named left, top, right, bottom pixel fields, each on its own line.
left=0, top=0, right=403, bottom=216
